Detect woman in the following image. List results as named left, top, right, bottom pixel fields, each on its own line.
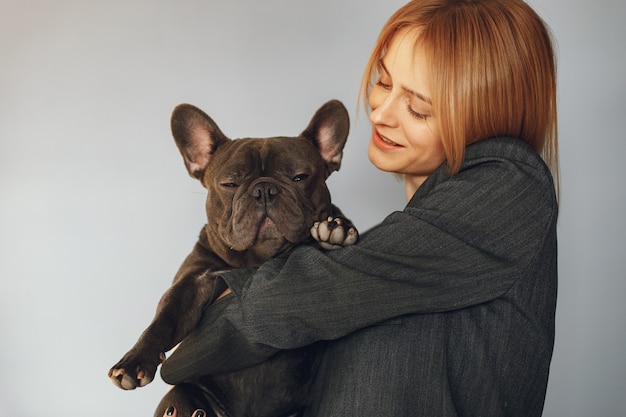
left=162, top=0, right=559, bottom=416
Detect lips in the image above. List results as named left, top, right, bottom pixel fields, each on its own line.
left=372, top=129, right=402, bottom=150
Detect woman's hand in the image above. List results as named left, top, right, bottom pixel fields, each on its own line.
left=164, top=406, right=205, bottom=417
left=216, top=288, right=231, bottom=300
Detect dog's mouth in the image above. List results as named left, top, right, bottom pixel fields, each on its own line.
left=234, top=215, right=297, bottom=262
left=257, top=216, right=280, bottom=238
left=225, top=192, right=312, bottom=255
left=226, top=215, right=286, bottom=251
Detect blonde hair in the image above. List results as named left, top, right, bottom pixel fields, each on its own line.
left=360, top=0, right=559, bottom=183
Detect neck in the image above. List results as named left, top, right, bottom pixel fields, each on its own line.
left=404, top=175, right=427, bottom=201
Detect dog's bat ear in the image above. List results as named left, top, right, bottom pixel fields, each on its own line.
left=301, top=100, right=350, bottom=174
left=171, top=104, right=230, bottom=180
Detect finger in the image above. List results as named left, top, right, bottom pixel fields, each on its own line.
left=216, top=288, right=232, bottom=301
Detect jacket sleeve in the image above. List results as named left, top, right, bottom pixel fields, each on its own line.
left=161, top=138, right=557, bottom=383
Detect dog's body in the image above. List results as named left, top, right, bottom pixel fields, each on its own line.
left=109, top=100, right=357, bottom=417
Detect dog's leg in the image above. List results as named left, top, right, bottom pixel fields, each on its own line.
left=109, top=270, right=216, bottom=390
left=109, top=237, right=221, bottom=390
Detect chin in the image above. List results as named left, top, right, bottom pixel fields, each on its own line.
left=368, top=144, right=395, bottom=173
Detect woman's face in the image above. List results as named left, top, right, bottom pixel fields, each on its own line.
left=368, top=29, right=446, bottom=195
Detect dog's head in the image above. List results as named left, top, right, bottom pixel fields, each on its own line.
left=171, top=100, right=349, bottom=267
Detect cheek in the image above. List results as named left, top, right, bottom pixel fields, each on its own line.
left=426, top=124, right=445, bottom=157
left=426, top=131, right=447, bottom=164
left=406, top=123, right=444, bottom=155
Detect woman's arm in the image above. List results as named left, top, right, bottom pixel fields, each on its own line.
left=161, top=137, right=557, bottom=383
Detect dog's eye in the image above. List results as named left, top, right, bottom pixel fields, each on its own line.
left=293, top=174, right=309, bottom=182
left=220, top=182, right=238, bottom=188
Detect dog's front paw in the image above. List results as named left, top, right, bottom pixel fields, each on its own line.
left=108, top=348, right=166, bottom=390
left=311, top=217, right=359, bottom=250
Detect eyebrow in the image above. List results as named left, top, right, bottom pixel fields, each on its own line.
left=379, top=59, right=433, bottom=105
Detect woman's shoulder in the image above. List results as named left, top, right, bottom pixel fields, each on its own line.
left=463, top=136, right=553, bottom=185
left=416, top=136, right=555, bottom=204
left=407, top=136, right=557, bottom=241
left=403, top=136, right=557, bottom=271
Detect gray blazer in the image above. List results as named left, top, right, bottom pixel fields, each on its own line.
left=162, top=137, right=558, bottom=417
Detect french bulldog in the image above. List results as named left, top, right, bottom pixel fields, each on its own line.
left=109, top=100, right=358, bottom=417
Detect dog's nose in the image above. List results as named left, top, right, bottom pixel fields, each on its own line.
left=252, top=182, right=280, bottom=206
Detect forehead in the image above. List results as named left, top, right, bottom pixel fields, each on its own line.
left=208, top=137, right=321, bottom=174
left=381, top=29, right=423, bottom=69
left=380, top=29, right=431, bottom=92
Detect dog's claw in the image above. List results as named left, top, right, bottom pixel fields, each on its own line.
left=108, top=349, right=164, bottom=390
left=311, top=217, right=358, bottom=250
left=343, top=228, right=358, bottom=246
left=109, top=365, right=154, bottom=390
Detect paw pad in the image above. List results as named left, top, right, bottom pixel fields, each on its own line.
left=311, top=217, right=358, bottom=250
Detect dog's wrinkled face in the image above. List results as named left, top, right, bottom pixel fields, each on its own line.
left=171, top=100, right=349, bottom=267
left=203, top=137, right=332, bottom=260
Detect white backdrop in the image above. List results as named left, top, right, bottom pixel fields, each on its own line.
left=1, top=1, right=625, bottom=416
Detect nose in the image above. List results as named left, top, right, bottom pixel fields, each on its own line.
left=252, top=181, right=280, bottom=207
left=369, top=91, right=397, bottom=128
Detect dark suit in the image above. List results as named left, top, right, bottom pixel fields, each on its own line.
left=162, top=137, right=558, bottom=417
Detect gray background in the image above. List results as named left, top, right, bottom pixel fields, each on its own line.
left=1, top=0, right=624, bottom=416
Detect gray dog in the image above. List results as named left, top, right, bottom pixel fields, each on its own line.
left=109, top=100, right=358, bottom=417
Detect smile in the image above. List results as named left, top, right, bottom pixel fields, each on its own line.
left=372, top=129, right=402, bottom=150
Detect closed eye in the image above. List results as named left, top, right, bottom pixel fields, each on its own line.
left=406, top=102, right=430, bottom=120
left=293, top=174, right=309, bottom=182
left=375, top=77, right=391, bottom=90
